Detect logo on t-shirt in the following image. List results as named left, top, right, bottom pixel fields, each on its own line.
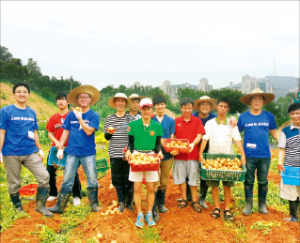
left=150, top=131, right=155, bottom=136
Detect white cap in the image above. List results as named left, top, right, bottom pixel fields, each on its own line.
left=140, top=98, right=153, bottom=108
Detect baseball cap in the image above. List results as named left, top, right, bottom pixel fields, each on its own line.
left=140, top=98, right=153, bottom=108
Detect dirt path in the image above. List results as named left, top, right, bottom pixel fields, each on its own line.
left=1, top=167, right=299, bottom=243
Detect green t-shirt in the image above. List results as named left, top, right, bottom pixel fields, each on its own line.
left=128, top=119, right=163, bottom=150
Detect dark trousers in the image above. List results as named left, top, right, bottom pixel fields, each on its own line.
left=47, top=163, right=81, bottom=198
left=110, top=158, right=132, bottom=203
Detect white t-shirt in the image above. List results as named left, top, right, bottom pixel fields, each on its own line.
left=202, top=117, right=241, bottom=154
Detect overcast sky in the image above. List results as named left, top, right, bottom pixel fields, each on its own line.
left=1, top=1, right=299, bottom=90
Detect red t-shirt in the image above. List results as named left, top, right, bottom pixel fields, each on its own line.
left=174, top=115, right=205, bottom=160
left=46, top=112, right=69, bottom=147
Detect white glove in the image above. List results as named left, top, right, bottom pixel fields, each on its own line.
left=57, top=149, right=64, bottom=159
left=73, top=108, right=82, bottom=120
left=38, top=149, right=44, bottom=161
left=0, top=152, right=3, bottom=163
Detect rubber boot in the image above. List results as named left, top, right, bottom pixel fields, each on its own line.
left=118, top=202, right=125, bottom=213
left=258, top=184, right=268, bottom=214
left=35, top=187, right=53, bottom=217
left=198, top=180, right=208, bottom=210
left=87, top=187, right=101, bottom=212
left=125, top=184, right=134, bottom=212
left=116, top=188, right=125, bottom=213
left=157, top=190, right=168, bottom=213
left=285, top=200, right=299, bottom=222
left=243, top=184, right=253, bottom=216
left=152, top=193, right=160, bottom=222
left=47, top=187, right=71, bottom=214
left=10, top=192, right=24, bottom=213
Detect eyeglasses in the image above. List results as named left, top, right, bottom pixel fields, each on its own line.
left=14, top=91, right=29, bottom=95
left=78, top=96, right=91, bottom=100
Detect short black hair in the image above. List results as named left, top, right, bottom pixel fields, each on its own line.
left=180, top=97, right=194, bottom=107
left=13, top=83, right=30, bottom=94
left=152, top=95, right=167, bottom=106
left=217, top=97, right=230, bottom=107
left=56, top=93, right=67, bottom=100
left=288, top=103, right=300, bottom=113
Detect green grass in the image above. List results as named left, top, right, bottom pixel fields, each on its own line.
left=250, top=221, right=281, bottom=235
left=139, top=227, right=166, bottom=243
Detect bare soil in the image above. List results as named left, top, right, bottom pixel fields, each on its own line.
left=1, top=166, right=299, bottom=243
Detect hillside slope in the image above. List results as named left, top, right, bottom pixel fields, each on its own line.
left=0, top=82, right=57, bottom=121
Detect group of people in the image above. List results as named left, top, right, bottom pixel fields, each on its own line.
left=0, top=83, right=299, bottom=228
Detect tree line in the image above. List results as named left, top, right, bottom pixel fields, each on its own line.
left=0, top=45, right=81, bottom=102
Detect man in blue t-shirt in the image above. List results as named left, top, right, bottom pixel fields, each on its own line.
left=192, top=96, right=217, bottom=209
left=0, top=83, right=52, bottom=217
left=48, top=85, right=100, bottom=214
left=238, top=88, right=278, bottom=216
left=151, top=94, right=176, bottom=221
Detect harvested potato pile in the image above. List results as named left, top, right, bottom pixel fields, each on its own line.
left=202, top=157, right=243, bottom=171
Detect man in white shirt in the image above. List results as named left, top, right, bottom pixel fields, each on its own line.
left=199, top=98, right=245, bottom=221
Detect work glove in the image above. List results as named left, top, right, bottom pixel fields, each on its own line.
left=57, top=149, right=64, bottom=160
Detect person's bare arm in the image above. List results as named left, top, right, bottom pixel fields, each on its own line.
left=270, top=129, right=279, bottom=142
left=58, top=130, right=70, bottom=150
left=199, top=139, right=208, bottom=162
left=277, top=148, right=285, bottom=172
left=48, top=132, right=60, bottom=147
left=0, top=129, right=6, bottom=163
left=34, top=130, right=44, bottom=161
left=234, top=140, right=246, bottom=164
left=78, top=118, right=96, bottom=136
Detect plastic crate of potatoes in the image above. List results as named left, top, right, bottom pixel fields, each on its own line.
left=129, top=153, right=160, bottom=172
left=163, top=139, right=189, bottom=154
left=201, top=153, right=246, bottom=182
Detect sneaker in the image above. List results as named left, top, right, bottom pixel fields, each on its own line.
left=135, top=214, right=144, bottom=228
left=47, top=196, right=58, bottom=202
left=145, top=213, right=156, bottom=227
left=73, top=197, right=81, bottom=206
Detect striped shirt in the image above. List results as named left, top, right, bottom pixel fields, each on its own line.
left=278, top=124, right=300, bottom=167
left=103, top=113, right=135, bottom=158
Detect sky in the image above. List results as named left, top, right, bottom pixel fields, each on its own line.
left=1, top=1, right=299, bottom=91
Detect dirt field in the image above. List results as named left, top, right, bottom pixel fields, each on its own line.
left=1, top=165, right=299, bottom=243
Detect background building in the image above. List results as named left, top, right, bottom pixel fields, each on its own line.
left=161, top=78, right=212, bottom=102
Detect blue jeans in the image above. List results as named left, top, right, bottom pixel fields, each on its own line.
left=61, top=154, right=98, bottom=192
left=244, top=158, right=271, bottom=186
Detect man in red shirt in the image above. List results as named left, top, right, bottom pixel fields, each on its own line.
left=173, top=97, right=205, bottom=213
left=46, top=93, right=81, bottom=206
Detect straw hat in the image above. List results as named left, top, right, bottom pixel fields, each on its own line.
left=128, top=94, right=145, bottom=101
left=108, top=93, right=132, bottom=108
left=193, top=95, right=217, bottom=111
left=153, top=108, right=175, bottom=119
left=239, top=88, right=275, bottom=106
left=67, top=85, right=100, bottom=106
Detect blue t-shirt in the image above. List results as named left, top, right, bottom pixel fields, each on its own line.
left=193, top=112, right=216, bottom=126
left=0, top=104, right=39, bottom=156
left=193, top=112, right=216, bottom=153
left=237, top=110, right=277, bottom=158
left=152, top=114, right=176, bottom=161
left=62, top=109, right=99, bottom=157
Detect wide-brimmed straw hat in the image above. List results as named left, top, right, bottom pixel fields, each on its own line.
left=128, top=94, right=145, bottom=101
left=67, top=85, right=100, bottom=106
left=239, top=88, right=275, bottom=106
left=193, top=95, right=217, bottom=111
left=108, top=93, right=132, bottom=108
